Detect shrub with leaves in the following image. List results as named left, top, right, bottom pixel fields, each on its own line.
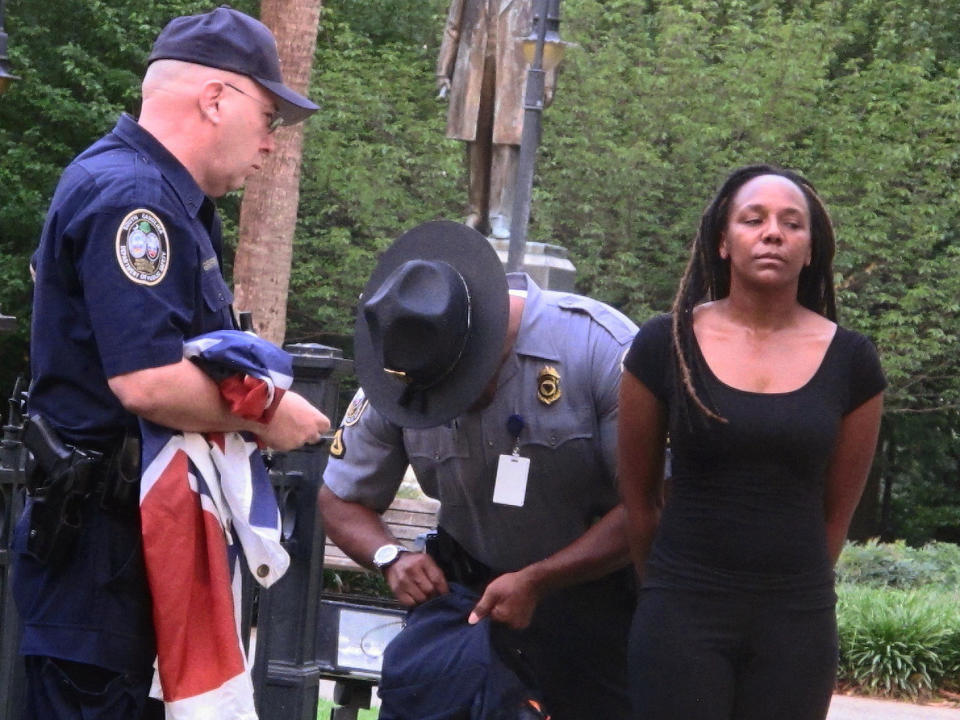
left=837, top=585, right=960, bottom=698
left=942, top=630, right=960, bottom=693
left=836, top=539, right=960, bottom=589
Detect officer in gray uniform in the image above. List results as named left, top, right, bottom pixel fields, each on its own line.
left=319, top=221, right=637, bottom=719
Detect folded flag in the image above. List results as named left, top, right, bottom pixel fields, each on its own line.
left=139, top=330, right=293, bottom=720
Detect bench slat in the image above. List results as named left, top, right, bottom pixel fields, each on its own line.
left=382, top=509, right=437, bottom=527
left=385, top=497, right=439, bottom=513
left=322, top=496, right=439, bottom=574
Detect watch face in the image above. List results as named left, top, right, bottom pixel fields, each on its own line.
left=374, top=544, right=400, bottom=567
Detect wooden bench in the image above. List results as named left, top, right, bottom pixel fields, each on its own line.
left=322, top=496, right=440, bottom=573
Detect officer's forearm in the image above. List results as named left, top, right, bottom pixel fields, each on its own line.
left=108, top=359, right=261, bottom=434
left=317, top=484, right=397, bottom=570
left=520, top=504, right=631, bottom=597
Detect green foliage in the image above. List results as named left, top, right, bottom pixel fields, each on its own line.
left=836, top=539, right=960, bottom=589
left=837, top=584, right=960, bottom=698
left=537, top=0, right=846, bottom=314
left=811, top=59, right=960, bottom=414
left=327, top=0, right=442, bottom=46
left=286, top=0, right=459, bottom=346
left=322, top=567, right=392, bottom=598
left=880, top=414, right=960, bottom=545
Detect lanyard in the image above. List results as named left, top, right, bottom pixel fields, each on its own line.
left=506, top=413, right=524, bottom=456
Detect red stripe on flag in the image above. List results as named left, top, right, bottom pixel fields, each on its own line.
left=220, top=375, right=272, bottom=422
left=141, top=447, right=245, bottom=701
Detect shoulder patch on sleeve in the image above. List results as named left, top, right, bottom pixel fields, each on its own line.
left=342, top=388, right=369, bottom=427
left=115, top=209, right=170, bottom=286
left=557, top=295, right=639, bottom=345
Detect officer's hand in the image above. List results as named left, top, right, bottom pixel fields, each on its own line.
left=258, top=391, right=330, bottom=452
left=383, top=551, right=449, bottom=606
left=468, top=570, right=540, bottom=630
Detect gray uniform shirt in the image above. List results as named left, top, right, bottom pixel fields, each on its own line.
left=323, top=273, right=638, bottom=572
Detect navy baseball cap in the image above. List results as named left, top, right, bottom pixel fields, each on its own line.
left=147, top=5, right=318, bottom=126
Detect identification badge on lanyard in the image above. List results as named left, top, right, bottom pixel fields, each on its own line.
left=493, top=413, right=529, bottom=507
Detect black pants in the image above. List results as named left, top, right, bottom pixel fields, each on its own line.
left=499, top=570, right=635, bottom=720
left=22, top=656, right=161, bottom=720
left=628, top=588, right=838, bottom=720
left=429, top=530, right=634, bottom=720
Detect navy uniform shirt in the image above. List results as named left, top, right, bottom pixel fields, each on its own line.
left=323, top=274, right=638, bottom=572
left=14, top=114, right=234, bottom=673
left=28, top=113, right=235, bottom=449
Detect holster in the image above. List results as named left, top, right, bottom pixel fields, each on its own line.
left=23, top=451, right=100, bottom=567
left=20, top=414, right=139, bottom=565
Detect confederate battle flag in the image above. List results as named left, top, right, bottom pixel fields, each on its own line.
left=138, top=331, right=293, bottom=720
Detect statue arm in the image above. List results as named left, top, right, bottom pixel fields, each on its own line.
left=544, top=66, right=558, bottom=107
left=436, top=0, right=466, bottom=95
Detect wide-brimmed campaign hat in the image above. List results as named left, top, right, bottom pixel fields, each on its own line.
left=355, top=221, right=509, bottom=429
left=147, top=6, right=319, bottom=126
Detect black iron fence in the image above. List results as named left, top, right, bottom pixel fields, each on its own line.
left=0, top=376, right=27, bottom=720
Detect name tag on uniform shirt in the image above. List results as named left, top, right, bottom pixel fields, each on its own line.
left=493, top=454, right=530, bottom=507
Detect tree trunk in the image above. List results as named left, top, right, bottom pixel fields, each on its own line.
left=233, top=0, right=322, bottom=345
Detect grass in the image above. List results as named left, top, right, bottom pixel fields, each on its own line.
left=316, top=697, right=379, bottom=719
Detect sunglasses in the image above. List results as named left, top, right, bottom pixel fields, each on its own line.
left=224, top=82, right=285, bottom=133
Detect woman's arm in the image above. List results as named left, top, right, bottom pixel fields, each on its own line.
left=823, top=392, right=884, bottom=565
left=617, top=371, right=668, bottom=576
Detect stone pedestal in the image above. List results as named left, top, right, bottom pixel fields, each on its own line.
left=488, top=238, right=576, bottom=292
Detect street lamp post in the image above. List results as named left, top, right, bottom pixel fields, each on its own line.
left=505, top=0, right=563, bottom=272
left=0, top=0, right=19, bottom=96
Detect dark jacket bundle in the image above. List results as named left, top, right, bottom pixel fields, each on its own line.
left=378, top=584, right=549, bottom=720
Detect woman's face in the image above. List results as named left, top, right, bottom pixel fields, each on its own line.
left=719, top=174, right=812, bottom=290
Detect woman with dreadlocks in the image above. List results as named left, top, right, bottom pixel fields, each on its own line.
left=618, top=165, right=885, bottom=720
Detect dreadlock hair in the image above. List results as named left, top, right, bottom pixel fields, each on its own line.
left=670, top=164, right=838, bottom=425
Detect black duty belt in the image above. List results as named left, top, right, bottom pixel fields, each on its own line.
left=424, top=526, right=496, bottom=591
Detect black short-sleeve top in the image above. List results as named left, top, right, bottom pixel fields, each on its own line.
left=623, top=313, right=885, bottom=606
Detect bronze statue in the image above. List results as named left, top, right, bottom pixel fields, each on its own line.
left=436, top=0, right=555, bottom=239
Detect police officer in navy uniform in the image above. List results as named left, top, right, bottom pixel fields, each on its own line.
left=12, top=8, right=330, bottom=719
left=319, top=221, right=638, bottom=719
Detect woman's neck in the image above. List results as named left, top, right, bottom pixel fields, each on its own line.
left=717, top=283, right=805, bottom=334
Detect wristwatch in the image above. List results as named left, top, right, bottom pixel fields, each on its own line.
left=372, top=543, right=409, bottom=571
